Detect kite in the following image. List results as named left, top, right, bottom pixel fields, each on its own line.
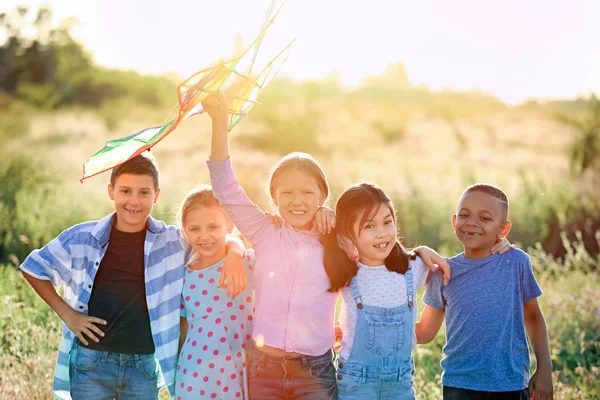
left=81, top=0, right=293, bottom=182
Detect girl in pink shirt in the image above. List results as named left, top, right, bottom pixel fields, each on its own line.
left=202, top=93, right=447, bottom=399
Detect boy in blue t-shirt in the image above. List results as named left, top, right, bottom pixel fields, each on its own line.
left=417, top=184, right=553, bottom=400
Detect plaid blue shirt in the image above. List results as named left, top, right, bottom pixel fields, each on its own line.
left=20, top=213, right=188, bottom=399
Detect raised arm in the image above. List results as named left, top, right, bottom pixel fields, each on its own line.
left=203, top=92, right=230, bottom=162
left=415, top=305, right=445, bottom=344
left=203, top=93, right=272, bottom=244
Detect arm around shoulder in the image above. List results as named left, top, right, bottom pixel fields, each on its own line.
left=219, top=237, right=249, bottom=299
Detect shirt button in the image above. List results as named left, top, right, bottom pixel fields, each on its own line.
left=337, top=374, right=343, bottom=380
left=95, top=262, right=99, bottom=266
left=339, top=363, right=344, bottom=369
left=88, top=285, right=92, bottom=289
left=79, top=306, right=84, bottom=309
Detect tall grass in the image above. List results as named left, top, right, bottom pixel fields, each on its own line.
left=2, top=239, right=597, bottom=399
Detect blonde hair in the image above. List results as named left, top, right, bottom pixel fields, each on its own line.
left=268, top=152, right=330, bottom=203
left=177, top=185, right=228, bottom=229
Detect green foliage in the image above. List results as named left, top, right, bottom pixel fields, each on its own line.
left=0, top=155, right=107, bottom=265
left=568, top=96, right=600, bottom=176
left=2, top=241, right=599, bottom=398
left=15, top=81, right=61, bottom=109
left=241, top=109, right=322, bottom=155
left=550, top=94, right=600, bottom=176
left=0, top=264, right=62, bottom=399
left=99, top=97, right=135, bottom=132
left=0, top=5, right=176, bottom=112
left=238, top=78, right=333, bottom=155
left=392, top=184, right=458, bottom=253
left=370, top=120, right=406, bottom=143
left=0, top=95, right=30, bottom=141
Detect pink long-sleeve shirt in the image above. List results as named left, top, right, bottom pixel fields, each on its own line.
left=208, top=158, right=338, bottom=356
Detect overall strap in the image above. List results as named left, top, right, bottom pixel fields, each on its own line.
left=350, top=277, right=364, bottom=310
left=405, top=264, right=414, bottom=308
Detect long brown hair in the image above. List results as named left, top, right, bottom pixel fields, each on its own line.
left=321, top=183, right=413, bottom=292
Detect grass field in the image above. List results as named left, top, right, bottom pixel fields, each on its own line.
left=1, top=88, right=599, bottom=398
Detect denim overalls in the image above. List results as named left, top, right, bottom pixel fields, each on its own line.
left=337, top=266, right=416, bottom=400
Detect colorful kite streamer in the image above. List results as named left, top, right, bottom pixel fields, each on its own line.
left=81, top=0, right=293, bottom=182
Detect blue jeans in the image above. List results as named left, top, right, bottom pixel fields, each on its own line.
left=69, top=343, right=159, bottom=400
left=248, top=346, right=338, bottom=399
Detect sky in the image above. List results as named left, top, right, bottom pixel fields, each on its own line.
left=2, top=0, right=599, bottom=104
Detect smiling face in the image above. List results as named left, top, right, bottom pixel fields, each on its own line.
left=452, top=191, right=511, bottom=259
left=273, top=168, right=327, bottom=231
left=352, top=203, right=397, bottom=266
left=183, top=206, right=233, bottom=267
left=108, top=173, right=160, bottom=232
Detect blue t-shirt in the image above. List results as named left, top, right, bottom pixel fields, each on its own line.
left=423, top=249, right=542, bottom=392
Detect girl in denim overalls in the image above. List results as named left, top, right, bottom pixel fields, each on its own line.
left=321, top=183, right=451, bottom=400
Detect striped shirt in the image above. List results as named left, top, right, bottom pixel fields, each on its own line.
left=20, top=213, right=187, bottom=400
left=208, top=158, right=338, bottom=356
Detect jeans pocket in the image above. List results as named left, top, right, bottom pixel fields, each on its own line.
left=247, top=356, right=262, bottom=380
left=138, top=356, right=158, bottom=380
left=367, top=320, right=405, bottom=356
left=336, top=372, right=361, bottom=393
left=399, top=368, right=414, bottom=390
left=73, top=347, right=100, bottom=372
left=307, top=359, right=336, bottom=382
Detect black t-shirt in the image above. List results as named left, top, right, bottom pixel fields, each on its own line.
left=85, top=227, right=155, bottom=354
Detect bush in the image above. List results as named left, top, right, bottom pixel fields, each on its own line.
left=0, top=97, right=31, bottom=141
left=0, top=264, right=62, bottom=400
left=0, top=155, right=107, bottom=265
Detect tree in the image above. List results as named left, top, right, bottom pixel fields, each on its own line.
left=0, top=5, right=91, bottom=107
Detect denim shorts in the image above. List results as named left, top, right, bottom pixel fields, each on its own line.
left=69, top=342, right=159, bottom=400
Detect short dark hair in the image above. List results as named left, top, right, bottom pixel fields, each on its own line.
left=110, top=152, right=159, bottom=190
left=462, top=183, right=509, bottom=219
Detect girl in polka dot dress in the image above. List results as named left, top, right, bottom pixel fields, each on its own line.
left=175, top=185, right=254, bottom=400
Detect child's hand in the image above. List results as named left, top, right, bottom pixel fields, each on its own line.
left=311, top=206, right=336, bottom=235
left=220, top=251, right=249, bottom=299
left=201, top=92, right=229, bottom=126
left=528, top=368, right=553, bottom=399
left=265, top=212, right=284, bottom=229
left=414, top=246, right=451, bottom=286
left=62, top=308, right=106, bottom=346
left=337, top=234, right=359, bottom=262
left=334, top=324, right=343, bottom=352
left=491, top=237, right=514, bottom=255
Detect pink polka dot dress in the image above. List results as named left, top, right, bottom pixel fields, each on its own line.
left=175, top=251, right=254, bottom=400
